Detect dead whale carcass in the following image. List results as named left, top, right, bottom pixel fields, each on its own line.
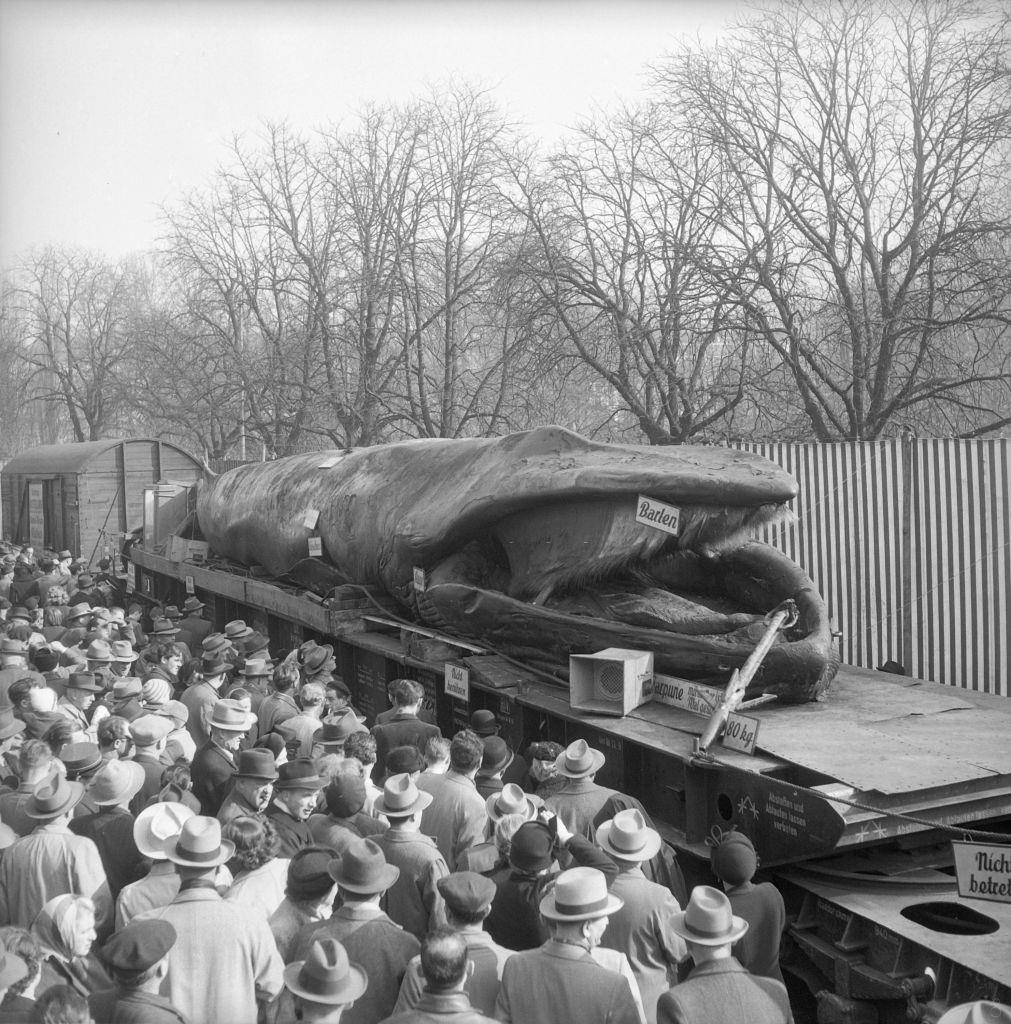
left=196, top=426, right=837, bottom=702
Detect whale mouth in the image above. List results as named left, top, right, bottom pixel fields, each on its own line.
left=424, top=496, right=796, bottom=639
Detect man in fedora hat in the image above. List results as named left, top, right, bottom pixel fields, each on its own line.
left=545, top=739, right=628, bottom=840
left=475, top=736, right=513, bottom=801
left=456, top=784, right=544, bottom=876
left=382, top=927, right=500, bottom=1024
left=284, top=937, right=367, bottom=1024
left=218, top=748, right=278, bottom=826
left=191, top=698, right=257, bottom=817
left=374, top=773, right=448, bottom=940
left=0, top=774, right=112, bottom=933
left=416, top=730, right=487, bottom=872
left=233, top=657, right=273, bottom=714
left=267, top=758, right=326, bottom=857
left=309, top=769, right=388, bottom=854
left=116, top=802, right=195, bottom=929
left=108, top=639, right=140, bottom=679
left=55, top=672, right=104, bottom=741
left=596, top=810, right=687, bottom=1023
left=134, top=816, right=283, bottom=1024
left=180, top=654, right=229, bottom=748
left=0, top=638, right=39, bottom=706
left=656, top=886, right=791, bottom=1024
left=70, top=759, right=147, bottom=906
left=391, top=874, right=512, bottom=1017
left=311, top=711, right=367, bottom=760
left=291, top=838, right=420, bottom=1024
left=469, top=710, right=528, bottom=789
left=109, top=677, right=145, bottom=723
left=90, top=918, right=187, bottom=1024
left=175, top=596, right=211, bottom=651
left=495, top=866, right=640, bottom=1024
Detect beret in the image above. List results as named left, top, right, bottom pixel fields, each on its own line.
left=438, top=871, right=496, bottom=915
left=101, top=919, right=176, bottom=972
left=711, top=832, right=757, bottom=886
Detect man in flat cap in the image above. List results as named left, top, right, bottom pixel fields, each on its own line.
left=90, top=919, right=186, bottom=1024
left=392, top=871, right=512, bottom=1017
left=656, top=886, right=791, bottom=1024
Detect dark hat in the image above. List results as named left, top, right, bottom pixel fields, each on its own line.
left=149, top=618, right=179, bottom=636
left=238, top=632, right=270, bottom=657
left=323, top=774, right=366, bottom=818
left=328, top=838, right=399, bottom=893
left=303, top=644, right=334, bottom=675
left=255, top=732, right=286, bottom=759
left=671, top=885, right=748, bottom=946
left=438, top=871, right=496, bottom=916
left=275, top=758, right=324, bottom=790
left=201, top=655, right=229, bottom=677
left=59, top=742, right=103, bottom=778
left=469, top=709, right=499, bottom=736
left=385, top=745, right=424, bottom=776
left=201, top=633, right=232, bottom=655
left=66, top=671, right=103, bottom=693
left=480, top=736, right=513, bottom=774
left=0, top=707, right=26, bottom=741
left=509, top=821, right=556, bottom=872
left=25, top=775, right=86, bottom=819
left=8, top=606, right=32, bottom=623
left=57, top=549, right=73, bottom=560
left=235, top=748, right=279, bottom=781
left=539, top=866, right=623, bottom=922
left=101, top=919, right=177, bottom=973
left=224, top=619, right=253, bottom=639
left=32, top=647, right=59, bottom=672
left=286, top=847, right=339, bottom=900
left=283, top=938, right=367, bottom=1007
left=711, top=831, right=757, bottom=887
left=163, top=605, right=182, bottom=621
left=554, top=739, right=605, bottom=778
left=207, top=699, right=256, bottom=733
left=182, top=596, right=205, bottom=613
left=77, top=574, right=95, bottom=588
left=316, top=711, right=367, bottom=747
left=164, top=815, right=235, bottom=868
left=373, top=773, right=433, bottom=818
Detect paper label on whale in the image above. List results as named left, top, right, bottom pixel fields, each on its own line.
left=636, top=495, right=681, bottom=536
left=308, top=537, right=323, bottom=557
left=413, top=567, right=427, bottom=593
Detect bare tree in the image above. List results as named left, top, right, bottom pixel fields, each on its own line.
left=658, top=0, right=1011, bottom=440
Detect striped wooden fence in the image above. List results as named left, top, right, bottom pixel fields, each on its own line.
left=732, top=439, right=1010, bottom=697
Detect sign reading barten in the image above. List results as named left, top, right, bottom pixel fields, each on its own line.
left=636, top=495, right=681, bottom=536
left=952, top=841, right=1011, bottom=903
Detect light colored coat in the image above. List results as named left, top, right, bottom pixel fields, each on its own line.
left=375, top=828, right=449, bottom=940
left=655, top=957, right=793, bottom=1024
left=416, top=771, right=488, bottom=870
left=135, top=885, right=283, bottom=1024
left=494, top=939, right=641, bottom=1024
left=0, top=821, right=112, bottom=933
left=601, top=867, right=687, bottom=1023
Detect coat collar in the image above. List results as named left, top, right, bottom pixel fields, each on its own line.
left=336, top=903, right=391, bottom=923
left=415, top=991, right=475, bottom=1014
left=541, top=939, right=596, bottom=963
left=689, top=957, right=748, bottom=979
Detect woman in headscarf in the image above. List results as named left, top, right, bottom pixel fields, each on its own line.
left=30, top=894, right=110, bottom=999
left=222, top=816, right=289, bottom=921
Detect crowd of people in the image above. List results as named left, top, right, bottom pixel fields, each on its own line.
left=0, top=542, right=804, bottom=1023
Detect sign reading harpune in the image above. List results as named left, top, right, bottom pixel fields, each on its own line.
left=952, top=841, right=1011, bottom=903
left=635, top=495, right=681, bottom=536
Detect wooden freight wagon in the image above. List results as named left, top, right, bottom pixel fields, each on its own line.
left=1, top=438, right=202, bottom=564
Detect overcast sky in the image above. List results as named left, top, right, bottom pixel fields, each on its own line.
left=0, top=0, right=746, bottom=269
